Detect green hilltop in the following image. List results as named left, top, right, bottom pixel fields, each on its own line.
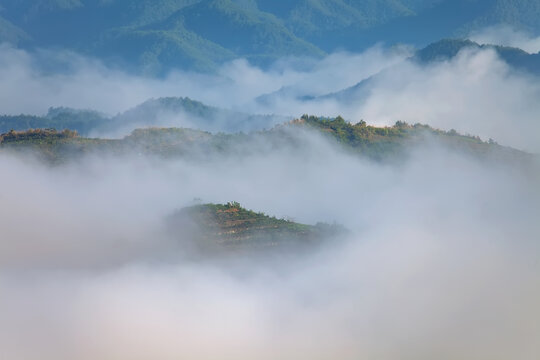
left=167, top=201, right=345, bottom=253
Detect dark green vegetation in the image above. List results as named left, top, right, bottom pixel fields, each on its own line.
left=167, top=201, right=345, bottom=253
left=296, top=115, right=530, bottom=161
left=0, top=128, right=78, bottom=142
left=2, top=0, right=540, bottom=73
left=0, top=97, right=289, bottom=136
left=0, top=108, right=109, bottom=137
left=0, top=116, right=529, bottom=164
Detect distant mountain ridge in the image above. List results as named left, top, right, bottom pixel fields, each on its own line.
left=0, top=97, right=290, bottom=136
left=414, top=38, right=540, bottom=73
left=2, top=0, right=540, bottom=73
left=314, top=38, right=540, bottom=103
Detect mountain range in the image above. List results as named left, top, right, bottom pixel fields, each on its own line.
left=2, top=0, right=540, bottom=73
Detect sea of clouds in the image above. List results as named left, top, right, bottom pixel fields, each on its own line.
left=0, top=25, right=539, bottom=360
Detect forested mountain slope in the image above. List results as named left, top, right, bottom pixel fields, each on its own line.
left=2, top=0, right=540, bottom=72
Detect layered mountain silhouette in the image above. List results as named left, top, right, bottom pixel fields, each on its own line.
left=0, top=97, right=290, bottom=136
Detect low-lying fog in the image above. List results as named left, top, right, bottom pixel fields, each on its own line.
left=0, top=130, right=539, bottom=359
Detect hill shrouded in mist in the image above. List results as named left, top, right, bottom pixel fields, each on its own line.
left=167, top=201, right=345, bottom=254
left=314, top=39, right=540, bottom=104
left=0, top=116, right=531, bottom=165
left=0, top=97, right=291, bottom=136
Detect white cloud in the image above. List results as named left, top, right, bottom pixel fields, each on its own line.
left=469, top=25, right=540, bottom=53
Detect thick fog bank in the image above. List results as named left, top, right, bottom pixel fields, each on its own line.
left=0, top=132, right=539, bottom=359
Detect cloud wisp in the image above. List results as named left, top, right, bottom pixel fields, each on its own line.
left=469, top=24, right=540, bottom=53
left=0, top=43, right=407, bottom=117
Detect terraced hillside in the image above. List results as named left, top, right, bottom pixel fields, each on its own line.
left=167, top=202, right=344, bottom=252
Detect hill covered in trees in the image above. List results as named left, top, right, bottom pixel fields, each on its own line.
left=0, top=116, right=530, bottom=165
